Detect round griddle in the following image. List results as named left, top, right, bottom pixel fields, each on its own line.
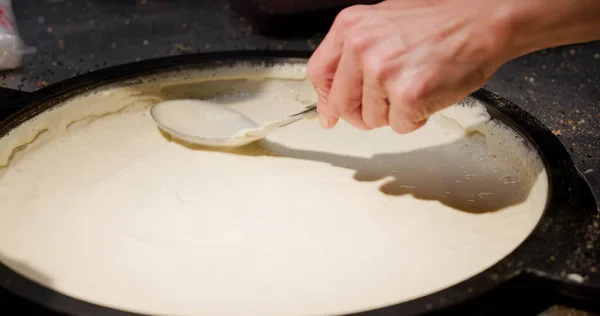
left=0, top=51, right=598, bottom=316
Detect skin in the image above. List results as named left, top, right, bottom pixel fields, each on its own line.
left=307, top=0, right=600, bottom=133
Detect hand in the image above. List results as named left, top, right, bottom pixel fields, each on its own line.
left=307, top=0, right=519, bottom=133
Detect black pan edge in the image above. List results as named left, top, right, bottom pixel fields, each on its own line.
left=0, top=88, right=35, bottom=122
left=0, top=51, right=598, bottom=316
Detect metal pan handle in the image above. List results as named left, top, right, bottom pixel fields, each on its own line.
left=0, top=87, right=34, bottom=122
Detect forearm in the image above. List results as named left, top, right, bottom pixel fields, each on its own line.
left=507, top=0, right=600, bottom=57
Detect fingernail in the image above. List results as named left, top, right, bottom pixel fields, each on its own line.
left=318, top=113, right=331, bottom=129
left=319, top=113, right=327, bottom=128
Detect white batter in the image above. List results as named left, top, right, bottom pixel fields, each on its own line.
left=0, top=62, right=548, bottom=316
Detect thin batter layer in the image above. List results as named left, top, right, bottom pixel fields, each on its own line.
left=0, top=62, right=548, bottom=316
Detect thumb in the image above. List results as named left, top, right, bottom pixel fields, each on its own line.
left=314, top=86, right=340, bottom=129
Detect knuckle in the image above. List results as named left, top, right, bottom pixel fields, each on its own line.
left=388, top=70, right=433, bottom=106
left=391, top=85, right=421, bottom=106
left=388, top=98, right=427, bottom=133
left=364, top=58, right=389, bottom=82
left=388, top=76, right=435, bottom=133
left=306, top=59, right=321, bottom=81
left=403, top=104, right=429, bottom=126
left=346, top=33, right=372, bottom=54
left=307, top=61, right=333, bottom=92
left=332, top=99, right=359, bottom=117
left=346, top=90, right=363, bottom=105
left=335, top=5, right=369, bottom=28
left=330, top=100, right=350, bottom=115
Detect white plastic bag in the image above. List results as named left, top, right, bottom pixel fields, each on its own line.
left=0, top=0, right=24, bottom=70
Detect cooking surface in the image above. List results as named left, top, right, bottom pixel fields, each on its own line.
left=0, top=0, right=598, bottom=315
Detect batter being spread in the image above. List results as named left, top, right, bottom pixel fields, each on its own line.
left=0, top=62, right=548, bottom=316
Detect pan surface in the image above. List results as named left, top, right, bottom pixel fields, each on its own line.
left=0, top=52, right=597, bottom=316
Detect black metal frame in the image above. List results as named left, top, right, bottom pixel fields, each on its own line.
left=0, top=51, right=598, bottom=316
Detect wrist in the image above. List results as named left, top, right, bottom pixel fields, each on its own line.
left=501, top=0, right=600, bottom=59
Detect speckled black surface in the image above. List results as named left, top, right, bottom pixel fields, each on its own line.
left=0, top=0, right=599, bottom=315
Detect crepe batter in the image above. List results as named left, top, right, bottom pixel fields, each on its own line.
left=0, top=62, right=548, bottom=316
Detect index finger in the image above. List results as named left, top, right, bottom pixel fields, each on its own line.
left=306, top=17, right=347, bottom=128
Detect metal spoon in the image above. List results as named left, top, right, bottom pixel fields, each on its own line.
left=150, top=99, right=317, bottom=148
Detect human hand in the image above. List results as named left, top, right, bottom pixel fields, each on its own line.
left=307, top=0, right=519, bottom=133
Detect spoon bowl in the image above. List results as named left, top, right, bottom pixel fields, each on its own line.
left=150, top=99, right=317, bottom=148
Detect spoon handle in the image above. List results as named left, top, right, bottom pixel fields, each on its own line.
left=277, top=105, right=318, bottom=127
left=243, top=105, right=318, bottom=138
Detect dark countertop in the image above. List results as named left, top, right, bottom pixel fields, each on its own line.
left=0, top=0, right=599, bottom=315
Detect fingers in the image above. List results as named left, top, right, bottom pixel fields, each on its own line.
left=362, top=59, right=390, bottom=129
left=308, top=5, right=483, bottom=134
left=362, top=90, right=389, bottom=129
left=386, top=69, right=434, bottom=134
left=328, top=41, right=369, bottom=131
left=307, top=5, right=371, bottom=129
left=307, top=28, right=343, bottom=129
left=388, top=103, right=428, bottom=134
left=306, top=0, right=499, bottom=135
left=386, top=65, right=469, bottom=134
